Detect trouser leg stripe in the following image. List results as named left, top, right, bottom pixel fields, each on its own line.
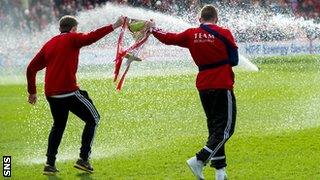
left=211, top=156, right=226, bottom=161
left=206, top=90, right=233, bottom=162
left=74, top=91, right=99, bottom=158
left=75, top=91, right=99, bottom=123
left=76, top=92, right=99, bottom=120
left=204, top=146, right=213, bottom=153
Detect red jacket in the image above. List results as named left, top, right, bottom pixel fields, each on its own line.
left=26, top=25, right=114, bottom=96
left=152, top=24, right=237, bottom=90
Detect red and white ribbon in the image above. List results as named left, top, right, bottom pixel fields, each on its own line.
left=113, top=18, right=149, bottom=91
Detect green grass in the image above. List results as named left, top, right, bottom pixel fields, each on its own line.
left=1, top=55, right=320, bottom=179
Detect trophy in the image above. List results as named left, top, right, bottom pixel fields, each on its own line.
left=113, top=18, right=150, bottom=91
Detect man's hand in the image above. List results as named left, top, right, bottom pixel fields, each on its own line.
left=144, top=19, right=155, bottom=34
left=28, top=94, right=37, bottom=105
left=112, top=16, right=127, bottom=29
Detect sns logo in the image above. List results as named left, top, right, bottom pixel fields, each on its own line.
left=3, top=156, right=11, bottom=177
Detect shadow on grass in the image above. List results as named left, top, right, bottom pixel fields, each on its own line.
left=76, top=172, right=93, bottom=180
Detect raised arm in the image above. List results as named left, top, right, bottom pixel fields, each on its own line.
left=26, top=48, right=46, bottom=104
left=73, top=16, right=125, bottom=47
left=73, top=25, right=114, bottom=47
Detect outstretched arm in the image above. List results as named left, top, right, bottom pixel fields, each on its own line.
left=151, top=27, right=189, bottom=48
left=26, top=48, right=46, bottom=104
left=73, top=16, right=126, bottom=47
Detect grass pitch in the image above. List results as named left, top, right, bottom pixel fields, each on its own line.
left=1, top=55, right=320, bottom=179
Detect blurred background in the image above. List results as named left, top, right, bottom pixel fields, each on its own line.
left=0, top=0, right=319, bottom=33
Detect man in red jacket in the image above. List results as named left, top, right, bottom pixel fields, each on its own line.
left=150, top=5, right=237, bottom=180
left=26, top=15, right=125, bottom=175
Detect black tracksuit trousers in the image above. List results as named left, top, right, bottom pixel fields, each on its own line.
left=196, top=89, right=236, bottom=169
left=46, top=90, right=100, bottom=166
